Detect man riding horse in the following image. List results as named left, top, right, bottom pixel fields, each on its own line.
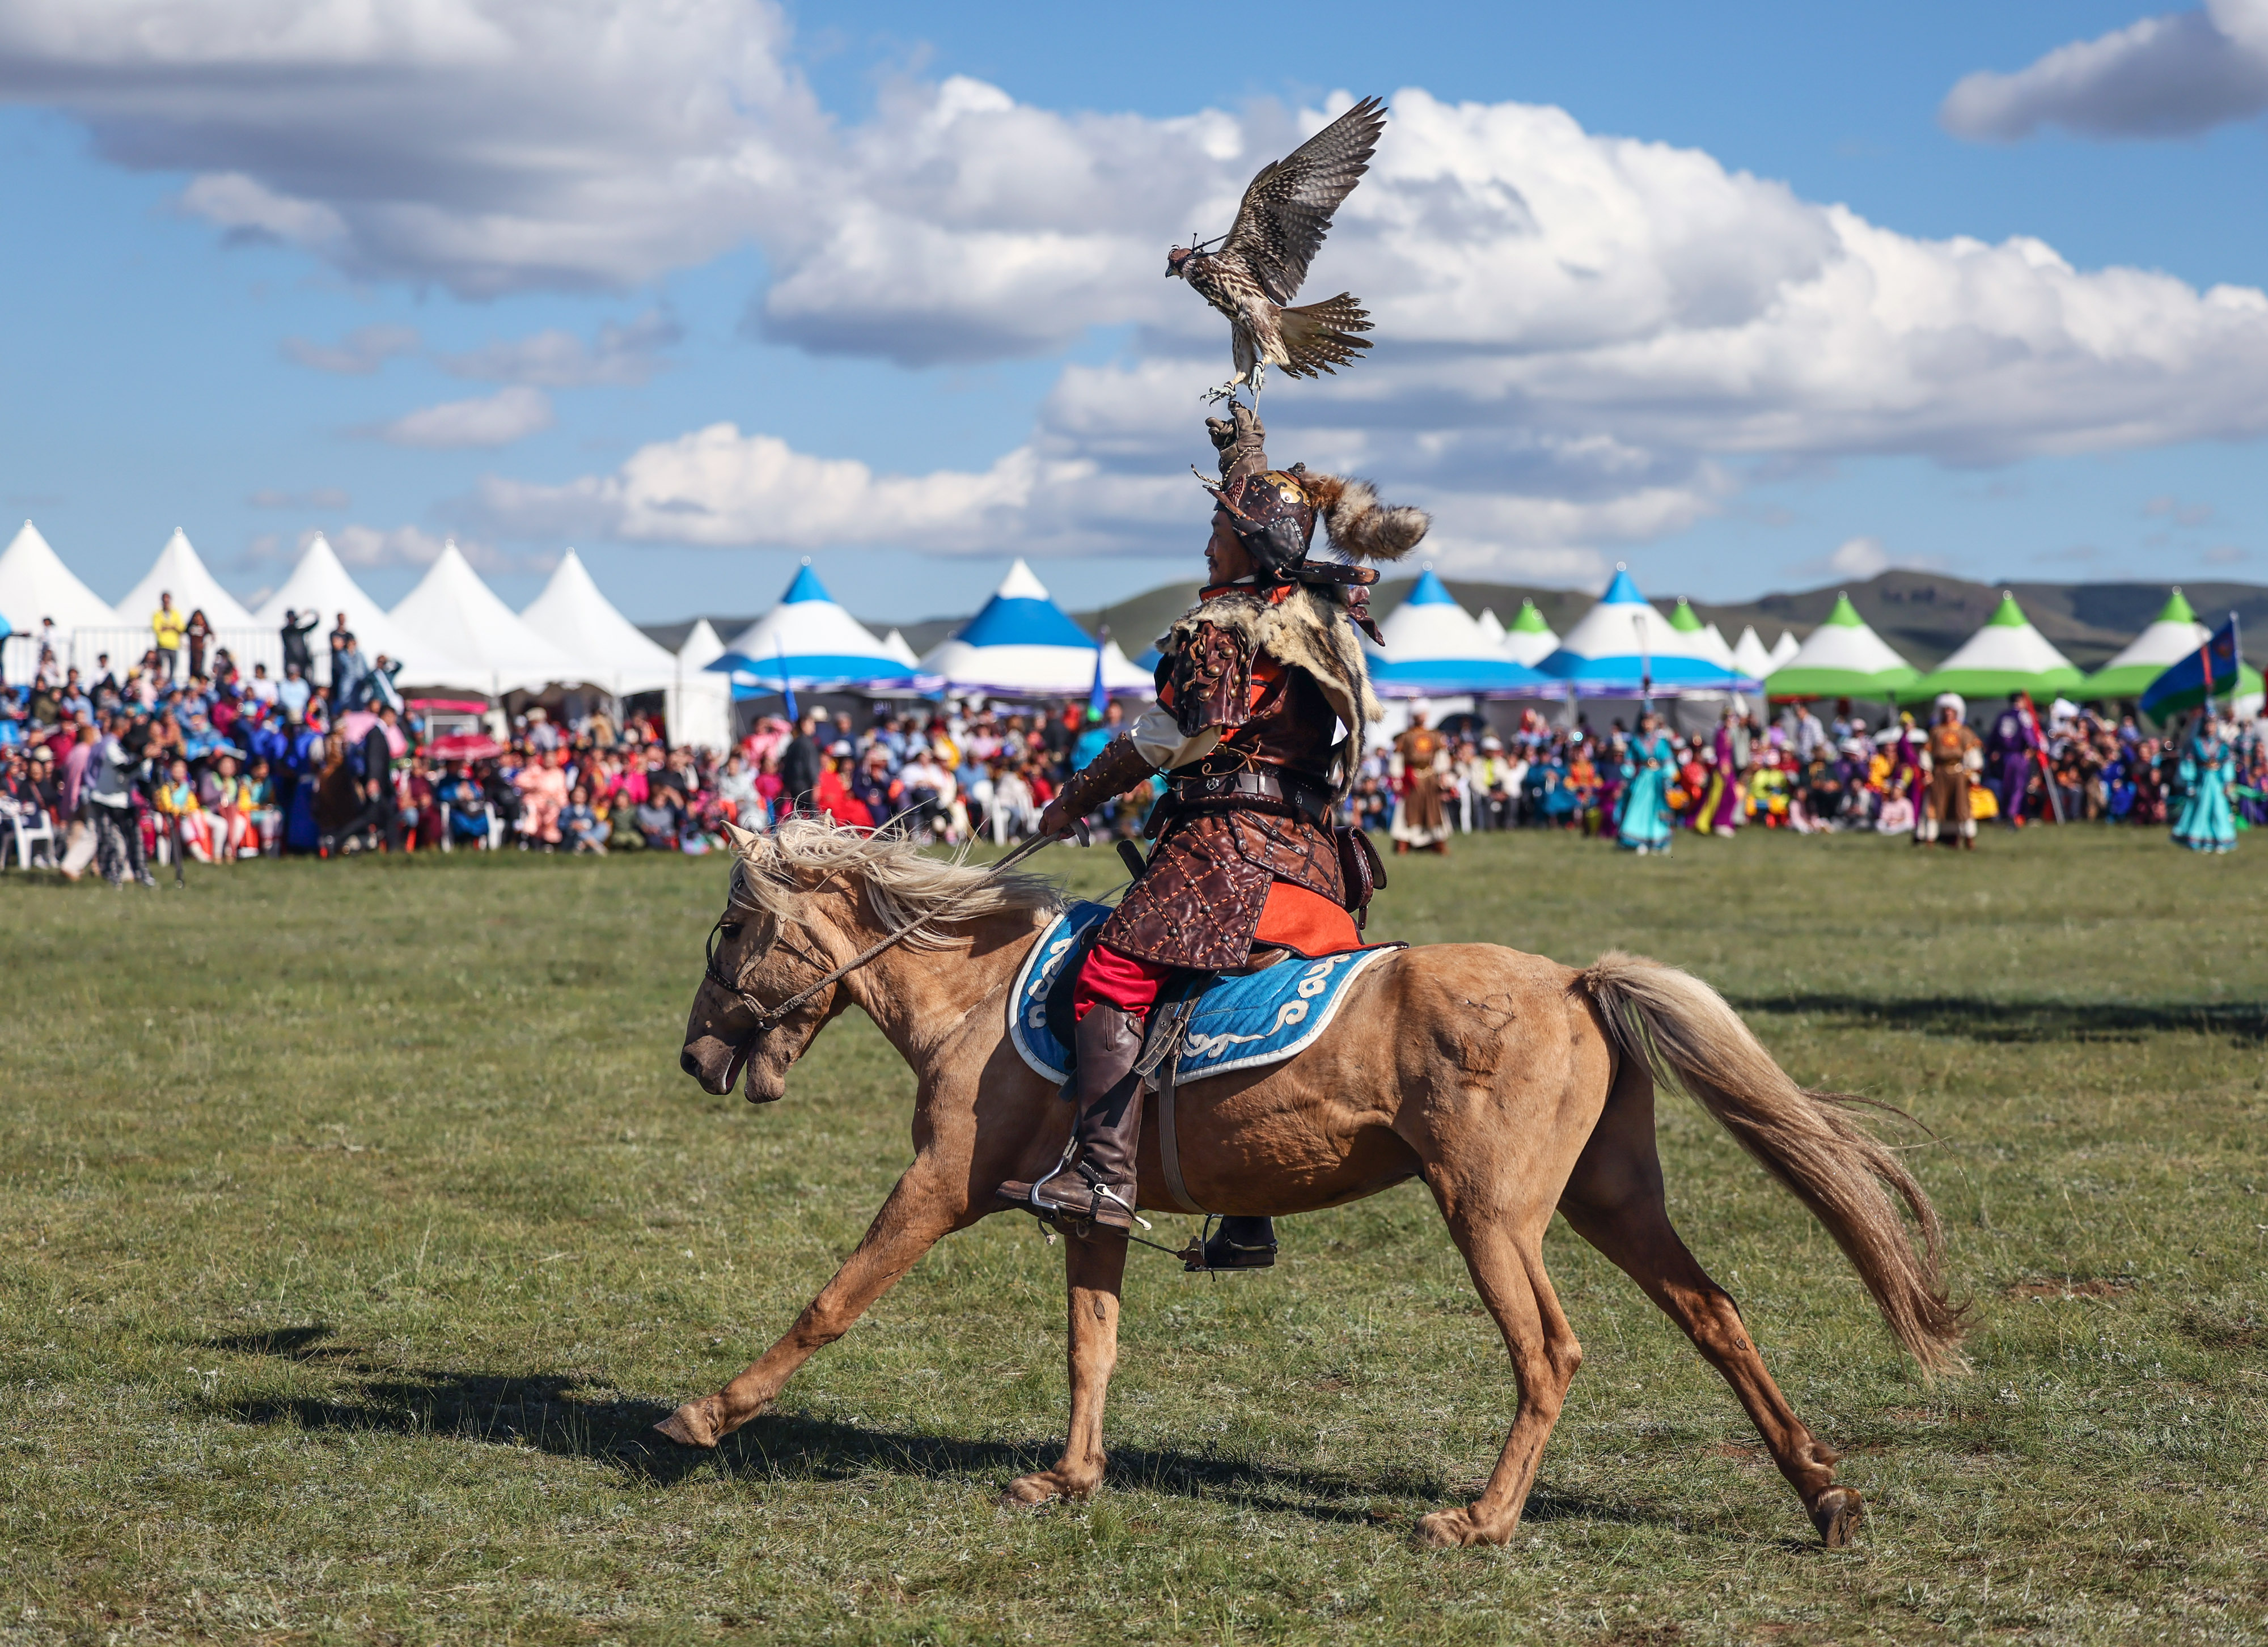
left=997, top=407, right=1428, bottom=1259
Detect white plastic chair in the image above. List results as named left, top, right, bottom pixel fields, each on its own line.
left=9, top=812, right=55, bottom=870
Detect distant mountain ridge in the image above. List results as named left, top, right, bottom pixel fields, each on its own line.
left=640, top=571, right=2268, bottom=678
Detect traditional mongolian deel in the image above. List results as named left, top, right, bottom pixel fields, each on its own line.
left=1009, top=901, right=1400, bottom=1086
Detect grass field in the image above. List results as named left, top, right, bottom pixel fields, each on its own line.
left=3, top=828, right=2265, bottom=1645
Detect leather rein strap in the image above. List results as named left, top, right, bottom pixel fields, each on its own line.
left=705, top=828, right=1065, bottom=1031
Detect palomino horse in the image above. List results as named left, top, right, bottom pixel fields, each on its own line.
left=665, top=819, right=1965, bottom=1547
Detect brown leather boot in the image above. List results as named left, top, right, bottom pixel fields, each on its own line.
left=997, top=1002, right=1145, bottom=1232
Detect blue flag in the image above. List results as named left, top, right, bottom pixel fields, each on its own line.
left=776, top=636, right=798, bottom=722
left=2142, top=614, right=2244, bottom=720
left=1086, top=628, right=1110, bottom=721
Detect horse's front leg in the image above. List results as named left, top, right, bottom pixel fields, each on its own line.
left=1004, top=1229, right=1128, bottom=1506
left=655, top=1154, right=972, bottom=1448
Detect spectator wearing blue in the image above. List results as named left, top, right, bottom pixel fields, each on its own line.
left=1070, top=698, right=1123, bottom=773
left=277, top=661, right=312, bottom=723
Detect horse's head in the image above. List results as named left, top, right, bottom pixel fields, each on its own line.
left=680, top=820, right=845, bottom=1103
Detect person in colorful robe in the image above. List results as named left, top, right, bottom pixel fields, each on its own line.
left=996, top=405, right=1424, bottom=1268
left=1390, top=704, right=1453, bottom=854
left=1918, top=694, right=1981, bottom=849
left=1696, top=708, right=1744, bottom=837
left=2171, top=714, right=2237, bottom=853
left=1986, top=693, right=2045, bottom=827
left=1616, top=710, right=1675, bottom=853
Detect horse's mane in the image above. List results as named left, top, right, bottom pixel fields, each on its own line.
left=725, top=816, right=1062, bottom=948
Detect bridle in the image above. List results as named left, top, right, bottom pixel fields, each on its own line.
left=701, top=829, right=1063, bottom=1032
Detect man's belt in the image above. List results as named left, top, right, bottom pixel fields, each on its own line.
left=1167, top=767, right=1331, bottom=826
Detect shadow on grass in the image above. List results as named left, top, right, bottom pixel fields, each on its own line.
left=1733, top=993, right=2268, bottom=1045
left=200, top=1330, right=1665, bottom=1530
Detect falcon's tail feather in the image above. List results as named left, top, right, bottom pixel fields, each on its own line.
left=1276, top=293, right=1373, bottom=379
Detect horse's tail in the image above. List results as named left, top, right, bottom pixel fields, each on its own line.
left=1577, top=950, right=1969, bottom=1373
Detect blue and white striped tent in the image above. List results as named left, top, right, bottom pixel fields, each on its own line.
left=712, top=564, right=925, bottom=695
left=1365, top=569, right=1548, bottom=698
left=1538, top=568, right=1759, bottom=696
left=920, top=560, right=1152, bottom=699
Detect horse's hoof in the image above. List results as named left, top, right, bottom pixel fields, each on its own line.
left=1810, top=1485, right=1864, bottom=1547
left=1414, top=1508, right=1480, bottom=1548
left=653, top=1400, right=719, bottom=1450
left=1001, top=1472, right=1066, bottom=1510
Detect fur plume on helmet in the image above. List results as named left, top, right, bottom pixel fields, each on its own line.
left=1300, top=471, right=1429, bottom=562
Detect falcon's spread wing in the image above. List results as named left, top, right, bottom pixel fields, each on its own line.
left=1220, top=96, right=1386, bottom=306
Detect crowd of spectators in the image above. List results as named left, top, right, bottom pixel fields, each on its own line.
left=7, top=596, right=2261, bottom=882
left=1353, top=697, right=2268, bottom=840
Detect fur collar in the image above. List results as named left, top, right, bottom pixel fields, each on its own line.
left=1159, top=585, right=1382, bottom=797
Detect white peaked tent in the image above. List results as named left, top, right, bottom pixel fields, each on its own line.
left=1703, top=621, right=1737, bottom=669
left=1474, top=607, right=1507, bottom=647
left=0, top=520, right=116, bottom=634
left=1539, top=569, right=1755, bottom=693
left=1500, top=599, right=1560, bottom=667
left=1907, top=591, right=2084, bottom=701
left=519, top=549, right=678, bottom=696
left=1770, top=631, right=1801, bottom=668
left=252, top=534, right=430, bottom=676
left=921, top=559, right=1149, bottom=697
left=389, top=541, right=582, bottom=694
left=2081, top=588, right=2214, bottom=700
left=880, top=628, right=921, bottom=668
left=1731, top=625, right=1777, bottom=681
left=116, top=528, right=255, bottom=629
left=668, top=619, right=735, bottom=751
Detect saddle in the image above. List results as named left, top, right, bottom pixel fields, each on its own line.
left=1009, top=901, right=1402, bottom=1213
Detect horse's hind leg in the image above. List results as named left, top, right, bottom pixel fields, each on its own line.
left=1556, top=1059, right=1862, bottom=1546
left=1004, top=1230, right=1128, bottom=1508
left=1412, top=1187, right=1584, bottom=1548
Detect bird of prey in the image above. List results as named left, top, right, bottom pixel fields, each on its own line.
left=1167, top=95, right=1385, bottom=402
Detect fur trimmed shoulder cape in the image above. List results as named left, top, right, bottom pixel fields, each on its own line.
left=1158, top=583, right=1383, bottom=798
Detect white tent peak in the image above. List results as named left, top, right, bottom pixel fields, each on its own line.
left=1731, top=625, right=1776, bottom=679
left=0, top=520, right=116, bottom=634
left=250, top=533, right=431, bottom=676
left=521, top=549, right=676, bottom=695
left=995, top=558, right=1053, bottom=601
left=117, top=527, right=255, bottom=629
left=881, top=627, right=920, bottom=667
left=389, top=541, right=581, bottom=693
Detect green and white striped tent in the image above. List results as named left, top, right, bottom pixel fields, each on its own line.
left=2080, top=588, right=2216, bottom=701
left=1766, top=592, right=1920, bottom=698
left=1904, top=591, right=2083, bottom=702
left=1499, top=598, right=1560, bottom=667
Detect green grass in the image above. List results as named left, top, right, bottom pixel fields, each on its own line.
left=3, top=829, right=2265, bottom=1645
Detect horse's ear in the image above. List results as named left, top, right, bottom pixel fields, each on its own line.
left=723, top=819, right=763, bottom=856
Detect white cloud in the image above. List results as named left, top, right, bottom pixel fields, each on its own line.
left=439, top=310, right=681, bottom=386
left=1941, top=0, right=2268, bottom=141
left=283, top=324, right=420, bottom=375
left=323, top=522, right=543, bottom=575
left=2144, top=493, right=2215, bottom=526
left=374, top=385, right=552, bottom=448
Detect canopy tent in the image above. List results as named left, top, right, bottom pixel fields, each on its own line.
left=519, top=549, right=678, bottom=696
left=1730, top=625, right=1777, bottom=681
left=0, top=520, right=115, bottom=634
left=666, top=619, right=735, bottom=750
left=879, top=627, right=921, bottom=668
left=1538, top=569, right=1758, bottom=695
left=1474, top=607, right=1506, bottom=647
left=714, top=563, right=922, bottom=693
left=1770, top=630, right=1801, bottom=668
left=1765, top=593, right=1921, bottom=699
left=920, top=559, right=1149, bottom=698
left=1365, top=569, right=1547, bottom=697
left=1665, top=598, right=1738, bottom=671
left=388, top=541, right=582, bottom=695
left=251, top=534, right=434, bottom=678
left=1904, top=591, right=2084, bottom=702
left=116, top=528, right=256, bottom=630
left=2079, top=588, right=2212, bottom=701
left=1500, top=598, right=1560, bottom=667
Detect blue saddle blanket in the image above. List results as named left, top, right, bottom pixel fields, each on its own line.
left=1008, top=900, right=1401, bottom=1086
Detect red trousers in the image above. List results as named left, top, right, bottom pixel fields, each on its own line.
left=1072, top=879, right=1362, bottom=1021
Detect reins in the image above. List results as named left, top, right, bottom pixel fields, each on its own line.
left=704, top=827, right=1069, bottom=1030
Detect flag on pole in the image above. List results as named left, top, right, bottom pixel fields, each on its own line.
left=1086, top=627, right=1111, bottom=721
left=775, top=636, right=799, bottom=723
left=2142, top=615, right=2253, bottom=721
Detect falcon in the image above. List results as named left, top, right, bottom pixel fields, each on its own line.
left=1167, top=95, right=1385, bottom=401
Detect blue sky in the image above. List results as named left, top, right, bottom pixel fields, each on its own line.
left=1, top=0, right=2264, bottom=625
